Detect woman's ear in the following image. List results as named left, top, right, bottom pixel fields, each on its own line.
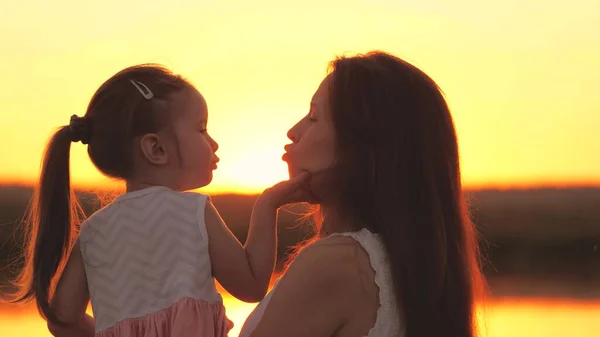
left=139, top=133, right=169, bottom=165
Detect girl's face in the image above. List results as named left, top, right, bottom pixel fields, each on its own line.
left=165, top=88, right=219, bottom=190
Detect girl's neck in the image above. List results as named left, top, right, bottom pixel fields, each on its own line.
left=126, top=167, right=182, bottom=193
left=126, top=180, right=177, bottom=193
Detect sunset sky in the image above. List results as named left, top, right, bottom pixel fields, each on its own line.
left=0, top=0, right=598, bottom=194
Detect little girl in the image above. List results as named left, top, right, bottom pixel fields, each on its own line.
left=12, top=65, right=308, bottom=337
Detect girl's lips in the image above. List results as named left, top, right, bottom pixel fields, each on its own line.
left=212, top=154, right=220, bottom=169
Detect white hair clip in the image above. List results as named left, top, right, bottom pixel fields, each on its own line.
left=129, top=80, right=154, bottom=99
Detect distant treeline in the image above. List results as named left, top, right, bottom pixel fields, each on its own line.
left=1, top=186, right=599, bottom=298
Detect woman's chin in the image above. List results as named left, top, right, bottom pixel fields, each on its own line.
left=287, top=165, right=301, bottom=179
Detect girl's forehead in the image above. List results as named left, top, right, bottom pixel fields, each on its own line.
left=173, top=88, right=208, bottom=120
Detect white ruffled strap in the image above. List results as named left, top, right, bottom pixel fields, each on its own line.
left=329, top=229, right=404, bottom=337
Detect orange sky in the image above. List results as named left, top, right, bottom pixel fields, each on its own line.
left=0, top=0, right=598, bottom=194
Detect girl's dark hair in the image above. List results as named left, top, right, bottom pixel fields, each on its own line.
left=325, top=51, right=484, bottom=337
left=11, top=64, right=192, bottom=323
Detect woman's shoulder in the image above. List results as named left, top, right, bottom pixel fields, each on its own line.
left=306, top=229, right=383, bottom=270
left=287, top=234, right=376, bottom=293
left=306, top=234, right=361, bottom=253
left=296, top=235, right=362, bottom=266
left=243, top=234, right=380, bottom=336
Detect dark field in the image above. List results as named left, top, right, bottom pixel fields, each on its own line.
left=1, top=186, right=599, bottom=299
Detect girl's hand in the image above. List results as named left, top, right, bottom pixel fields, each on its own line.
left=260, top=172, right=317, bottom=209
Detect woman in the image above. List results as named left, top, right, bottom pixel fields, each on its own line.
left=240, top=51, right=484, bottom=337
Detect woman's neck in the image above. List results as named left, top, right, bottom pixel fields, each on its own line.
left=317, top=206, right=356, bottom=238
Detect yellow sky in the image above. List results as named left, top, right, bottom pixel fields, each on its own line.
left=0, top=0, right=598, bottom=194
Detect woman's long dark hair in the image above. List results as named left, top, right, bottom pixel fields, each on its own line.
left=325, top=51, right=484, bottom=337
left=11, top=65, right=191, bottom=324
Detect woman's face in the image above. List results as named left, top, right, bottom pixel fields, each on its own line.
left=283, top=75, right=336, bottom=178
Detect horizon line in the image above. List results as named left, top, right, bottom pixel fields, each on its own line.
left=2, top=181, right=600, bottom=196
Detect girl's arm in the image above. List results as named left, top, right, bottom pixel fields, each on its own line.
left=204, top=196, right=278, bottom=302
left=47, top=240, right=94, bottom=337
left=204, top=172, right=310, bottom=303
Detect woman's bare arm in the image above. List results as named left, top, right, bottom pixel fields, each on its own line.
left=249, top=238, right=361, bottom=337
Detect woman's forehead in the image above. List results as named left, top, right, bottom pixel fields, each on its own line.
left=312, top=75, right=332, bottom=107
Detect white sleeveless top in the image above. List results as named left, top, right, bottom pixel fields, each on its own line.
left=78, top=186, right=230, bottom=334
left=239, top=228, right=405, bottom=337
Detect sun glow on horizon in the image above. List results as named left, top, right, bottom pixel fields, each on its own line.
left=2, top=297, right=600, bottom=337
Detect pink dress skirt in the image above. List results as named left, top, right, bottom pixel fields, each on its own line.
left=96, top=297, right=233, bottom=337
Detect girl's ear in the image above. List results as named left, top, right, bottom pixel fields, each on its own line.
left=139, top=133, right=169, bottom=165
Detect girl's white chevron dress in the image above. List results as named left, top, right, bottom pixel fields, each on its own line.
left=79, top=186, right=233, bottom=337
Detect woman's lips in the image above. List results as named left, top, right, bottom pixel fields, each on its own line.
left=283, top=144, right=293, bottom=162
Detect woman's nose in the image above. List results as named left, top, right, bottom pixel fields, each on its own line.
left=287, top=129, right=295, bottom=142
left=287, top=125, right=299, bottom=143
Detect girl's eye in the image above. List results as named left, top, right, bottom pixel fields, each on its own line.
left=200, top=128, right=207, bottom=133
